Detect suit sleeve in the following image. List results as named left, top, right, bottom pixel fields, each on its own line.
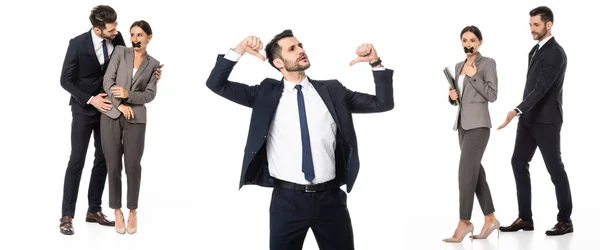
left=467, top=59, right=498, bottom=102
left=103, top=46, right=122, bottom=108
left=205, top=54, right=261, bottom=108
left=344, top=69, right=395, bottom=113
left=516, top=48, right=566, bottom=113
left=60, top=39, right=92, bottom=105
left=125, top=61, right=159, bottom=104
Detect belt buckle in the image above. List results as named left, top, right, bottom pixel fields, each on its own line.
left=305, top=185, right=316, bottom=193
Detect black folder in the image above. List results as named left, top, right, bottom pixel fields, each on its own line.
left=443, top=67, right=459, bottom=105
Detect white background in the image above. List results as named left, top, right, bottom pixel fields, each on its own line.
left=0, top=0, right=598, bottom=249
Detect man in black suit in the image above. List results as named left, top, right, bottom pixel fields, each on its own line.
left=206, top=30, right=394, bottom=249
left=59, top=5, right=125, bottom=235
left=497, top=6, right=573, bottom=236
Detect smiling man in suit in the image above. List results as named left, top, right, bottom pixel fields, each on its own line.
left=206, top=30, right=394, bottom=249
left=58, top=5, right=125, bottom=235
left=497, top=6, right=573, bottom=236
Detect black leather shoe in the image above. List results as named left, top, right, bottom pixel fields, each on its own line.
left=86, top=212, right=115, bottom=227
left=59, top=216, right=74, bottom=235
left=499, top=218, right=534, bottom=232
left=546, top=220, right=573, bottom=236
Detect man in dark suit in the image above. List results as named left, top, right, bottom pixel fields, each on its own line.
left=58, top=5, right=125, bottom=235
left=497, top=6, right=573, bottom=236
left=206, top=30, right=394, bottom=249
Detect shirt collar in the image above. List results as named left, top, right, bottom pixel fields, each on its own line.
left=538, top=35, right=553, bottom=49
left=283, top=76, right=311, bottom=92
left=90, top=29, right=106, bottom=46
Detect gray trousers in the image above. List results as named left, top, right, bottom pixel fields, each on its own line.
left=100, top=114, right=146, bottom=210
left=458, top=125, right=495, bottom=220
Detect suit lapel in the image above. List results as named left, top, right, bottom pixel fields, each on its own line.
left=267, top=81, right=284, bottom=121
left=131, top=53, right=150, bottom=87
left=86, top=31, right=101, bottom=69
left=528, top=37, right=555, bottom=75
left=310, top=78, right=341, bottom=128
left=122, top=48, right=134, bottom=88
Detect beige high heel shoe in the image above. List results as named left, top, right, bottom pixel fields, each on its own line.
left=472, top=219, right=500, bottom=239
left=126, top=213, right=137, bottom=234
left=443, top=223, right=474, bottom=243
left=115, top=211, right=125, bottom=234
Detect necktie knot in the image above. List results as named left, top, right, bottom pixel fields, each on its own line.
left=295, top=85, right=302, bottom=91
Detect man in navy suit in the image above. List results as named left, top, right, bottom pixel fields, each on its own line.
left=206, top=30, right=394, bottom=250
left=497, top=6, right=573, bottom=236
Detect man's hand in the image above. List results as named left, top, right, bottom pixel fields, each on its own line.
left=154, top=64, right=164, bottom=81
left=449, top=88, right=458, bottom=101
left=497, top=110, right=518, bottom=130
left=90, top=93, right=112, bottom=112
left=349, top=43, right=380, bottom=66
left=118, top=104, right=135, bottom=120
left=111, top=86, right=129, bottom=99
left=233, top=36, right=265, bottom=61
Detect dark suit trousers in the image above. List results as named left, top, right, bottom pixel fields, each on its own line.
left=511, top=121, right=572, bottom=222
left=100, top=115, right=146, bottom=210
left=270, top=187, right=354, bottom=250
left=457, top=124, right=495, bottom=220
left=61, top=112, right=107, bottom=217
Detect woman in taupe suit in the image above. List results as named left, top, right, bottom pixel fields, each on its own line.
left=443, top=26, right=500, bottom=243
left=101, top=20, right=161, bottom=234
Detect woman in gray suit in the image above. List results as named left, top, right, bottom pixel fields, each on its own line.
left=443, top=26, right=500, bottom=242
left=101, top=20, right=161, bottom=234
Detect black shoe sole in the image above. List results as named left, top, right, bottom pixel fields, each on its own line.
left=499, top=227, right=534, bottom=232
left=85, top=218, right=115, bottom=227
left=60, top=229, right=74, bottom=235
left=546, top=229, right=573, bottom=236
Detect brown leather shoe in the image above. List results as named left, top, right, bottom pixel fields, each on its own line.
left=86, top=212, right=115, bottom=227
left=546, top=220, right=573, bottom=236
left=499, top=218, right=534, bottom=232
left=59, top=216, right=74, bottom=235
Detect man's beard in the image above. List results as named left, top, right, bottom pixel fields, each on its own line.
left=283, top=58, right=310, bottom=72
left=533, top=28, right=548, bottom=41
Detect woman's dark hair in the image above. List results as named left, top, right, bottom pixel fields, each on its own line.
left=460, top=25, right=482, bottom=41
left=130, top=20, right=152, bottom=35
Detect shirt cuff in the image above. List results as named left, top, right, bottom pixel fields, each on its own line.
left=224, top=49, right=242, bottom=62
left=515, top=108, right=522, bottom=115
left=86, top=96, right=93, bottom=104
left=372, top=67, right=386, bottom=71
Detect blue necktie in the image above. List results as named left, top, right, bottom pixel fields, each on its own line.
left=295, top=85, right=315, bottom=183
left=102, top=40, right=109, bottom=64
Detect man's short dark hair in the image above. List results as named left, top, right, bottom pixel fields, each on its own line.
left=265, top=29, right=294, bottom=70
left=530, top=6, right=553, bottom=23
left=89, top=5, right=117, bottom=30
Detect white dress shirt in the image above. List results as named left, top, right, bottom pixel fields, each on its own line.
left=87, top=30, right=115, bottom=104
left=223, top=49, right=386, bottom=184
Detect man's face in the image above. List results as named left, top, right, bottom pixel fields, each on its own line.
left=529, top=15, right=550, bottom=41
left=276, top=37, right=310, bottom=72
left=95, top=22, right=119, bottom=40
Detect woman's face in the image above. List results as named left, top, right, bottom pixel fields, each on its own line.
left=130, top=26, right=152, bottom=50
left=461, top=31, right=481, bottom=55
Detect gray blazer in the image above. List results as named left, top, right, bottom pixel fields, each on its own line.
left=102, top=45, right=160, bottom=123
left=450, top=52, right=498, bottom=131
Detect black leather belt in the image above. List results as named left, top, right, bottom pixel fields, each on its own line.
left=273, top=178, right=339, bottom=192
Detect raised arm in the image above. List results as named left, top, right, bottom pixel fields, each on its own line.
left=346, top=43, right=394, bottom=113
left=465, top=59, right=498, bottom=102
left=206, top=36, right=266, bottom=108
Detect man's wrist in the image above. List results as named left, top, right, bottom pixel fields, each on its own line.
left=514, top=108, right=522, bottom=116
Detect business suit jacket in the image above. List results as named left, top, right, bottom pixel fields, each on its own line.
left=450, top=52, right=498, bottom=131
left=60, top=30, right=125, bottom=116
left=102, top=45, right=160, bottom=123
left=517, top=37, right=566, bottom=125
left=206, top=55, right=394, bottom=192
